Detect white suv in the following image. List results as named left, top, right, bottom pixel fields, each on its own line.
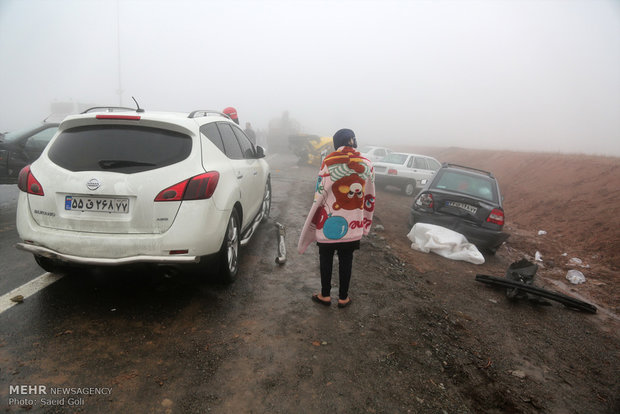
left=374, top=152, right=441, bottom=196
left=16, top=107, right=271, bottom=282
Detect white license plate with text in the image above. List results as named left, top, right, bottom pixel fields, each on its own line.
left=65, top=196, right=129, bottom=213
left=446, top=201, right=478, bottom=214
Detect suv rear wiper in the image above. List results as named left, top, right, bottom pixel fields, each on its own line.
left=98, top=160, right=156, bottom=169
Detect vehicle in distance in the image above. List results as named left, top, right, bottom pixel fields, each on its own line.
left=288, top=134, right=333, bottom=166
left=0, top=118, right=61, bottom=184
left=374, top=152, right=441, bottom=196
left=358, top=145, right=391, bottom=162
left=15, top=107, right=271, bottom=282
left=409, top=163, right=509, bottom=253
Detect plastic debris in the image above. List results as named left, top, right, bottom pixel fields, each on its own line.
left=566, top=270, right=586, bottom=285
left=537, top=230, right=547, bottom=236
left=535, top=251, right=543, bottom=262
left=569, top=257, right=583, bottom=266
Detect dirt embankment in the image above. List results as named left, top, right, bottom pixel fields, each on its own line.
left=384, top=146, right=620, bottom=315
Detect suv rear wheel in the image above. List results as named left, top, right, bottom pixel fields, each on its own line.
left=217, top=209, right=240, bottom=283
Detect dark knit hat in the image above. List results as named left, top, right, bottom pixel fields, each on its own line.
left=333, top=128, right=356, bottom=149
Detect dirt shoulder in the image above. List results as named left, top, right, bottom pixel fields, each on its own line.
left=230, top=155, right=619, bottom=414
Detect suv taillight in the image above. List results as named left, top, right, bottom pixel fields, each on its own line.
left=415, top=192, right=433, bottom=209
left=388, top=168, right=398, bottom=175
left=17, top=165, right=44, bottom=196
left=487, top=208, right=504, bottom=225
left=155, top=172, right=219, bottom=201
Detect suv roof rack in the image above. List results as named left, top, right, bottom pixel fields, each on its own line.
left=81, top=107, right=136, bottom=114
left=442, top=163, right=494, bottom=178
left=188, top=110, right=232, bottom=120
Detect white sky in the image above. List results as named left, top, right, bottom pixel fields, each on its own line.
left=1, top=0, right=619, bottom=155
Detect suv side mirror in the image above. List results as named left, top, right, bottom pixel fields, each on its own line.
left=255, top=145, right=266, bottom=158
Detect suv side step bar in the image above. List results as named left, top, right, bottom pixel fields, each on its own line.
left=240, top=209, right=265, bottom=247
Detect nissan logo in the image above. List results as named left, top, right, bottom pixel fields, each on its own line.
left=87, top=178, right=101, bottom=191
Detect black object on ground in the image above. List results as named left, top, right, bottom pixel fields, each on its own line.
left=505, top=258, right=539, bottom=299
left=476, top=259, right=596, bottom=313
left=275, top=222, right=286, bottom=265
left=475, top=273, right=597, bottom=313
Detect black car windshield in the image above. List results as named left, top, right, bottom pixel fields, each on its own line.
left=382, top=153, right=409, bottom=164
left=48, top=125, right=192, bottom=173
left=433, top=170, right=498, bottom=202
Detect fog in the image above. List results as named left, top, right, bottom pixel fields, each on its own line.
left=1, top=0, right=619, bottom=156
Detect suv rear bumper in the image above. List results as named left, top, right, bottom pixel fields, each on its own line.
left=16, top=242, right=199, bottom=265
left=16, top=195, right=231, bottom=264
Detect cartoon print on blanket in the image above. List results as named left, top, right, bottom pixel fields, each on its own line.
left=298, top=147, right=376, bottom=254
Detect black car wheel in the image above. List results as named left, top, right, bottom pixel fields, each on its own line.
left=404, top=182, right=416, bottom=196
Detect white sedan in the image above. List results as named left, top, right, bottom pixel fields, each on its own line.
left=374, top=152, right=441, bottom=196
left=16, top=108, right=271, bottom=282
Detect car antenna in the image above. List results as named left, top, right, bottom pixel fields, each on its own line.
left=132, top=96, right=145, bottom=113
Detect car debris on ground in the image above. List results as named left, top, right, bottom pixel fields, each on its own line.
left=475, top=259, right=597, bottom=313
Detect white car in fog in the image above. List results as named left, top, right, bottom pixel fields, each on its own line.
left=374, top=152, right=441, bottom=196
left=359, top=145, right=391, bottom=162
left=16, top=107, right=271, bottom=282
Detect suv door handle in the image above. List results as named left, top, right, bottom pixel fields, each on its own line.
left=236, top=172, right=244, bottom=179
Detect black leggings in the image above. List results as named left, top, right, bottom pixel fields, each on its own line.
left=318, top=242, right=358, bottom=300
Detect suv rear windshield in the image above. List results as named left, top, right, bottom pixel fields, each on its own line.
left=48, top=125, right=192, bottom=173
left=433, top=170, right=498, bottom=202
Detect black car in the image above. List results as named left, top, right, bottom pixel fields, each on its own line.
left=0, top=120, right=60, bottom=184
left=409, top=163, right=509, bottom=253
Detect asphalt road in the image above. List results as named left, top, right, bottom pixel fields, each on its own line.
left=0, top=184, right=47, bottom=294
left=0, top=153, right=311, bottom=413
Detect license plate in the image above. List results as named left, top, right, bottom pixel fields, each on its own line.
left=65, top=196, right=129, bottom=213
left=446, top=201, right=477, bottom=214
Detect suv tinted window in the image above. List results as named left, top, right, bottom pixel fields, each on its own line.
left=48, top=125, right=192, bottom=173
left=232, top=125, right=255, bottom=159
left=201, top=123, right=225, bottom=153
left=217, top=123, right=244, bottom=160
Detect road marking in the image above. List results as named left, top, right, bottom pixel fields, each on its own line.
left=0, top=273, right=64, bottom=314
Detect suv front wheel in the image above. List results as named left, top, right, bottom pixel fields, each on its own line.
left=261, top=176, right=271, bottom=223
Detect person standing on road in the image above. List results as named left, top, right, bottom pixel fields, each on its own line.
left=298, top=128, right=375, bottom=308
left=245, top=122, right=257, bottom=146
